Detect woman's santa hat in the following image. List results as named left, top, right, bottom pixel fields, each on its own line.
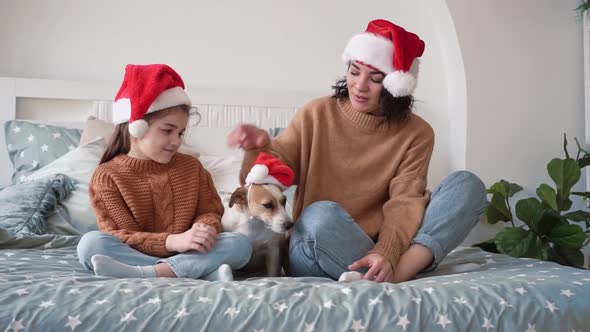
left=245, top=152, right=294, bottom=191
left=342, top=19, right=425, bottom=97
left=112, top=64, right=192, bottom=138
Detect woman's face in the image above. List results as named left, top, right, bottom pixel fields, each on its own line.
left=129, top=108, right=188, bottom=164
left=346, top=61, right=384, bottom=114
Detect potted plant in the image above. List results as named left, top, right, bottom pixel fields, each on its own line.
left=577, top=0, right=590, bottom=18
left=476, top=135, right=590, bottom=268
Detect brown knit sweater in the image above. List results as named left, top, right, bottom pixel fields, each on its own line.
left=240, top=96, right=434, bottom=268
left=89, top=153, right=224, bottom=257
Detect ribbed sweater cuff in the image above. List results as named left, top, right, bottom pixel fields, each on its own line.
left=195, top=213, right=222, bottom=233
left=147, top=233, right=172, bottom=257
left=369, top=238, right=402, bottom=270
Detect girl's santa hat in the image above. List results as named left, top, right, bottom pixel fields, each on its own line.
left=112, top=64, right=192, bottom=138
left=342, top=19, right=425, bottom=97
left=245, top=152, right=294, bottom=191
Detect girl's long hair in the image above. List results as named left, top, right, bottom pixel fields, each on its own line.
left=99, top=105, right=190, bottom=164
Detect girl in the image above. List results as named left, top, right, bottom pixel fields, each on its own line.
left=228, top=20, right=487, bottom=283
left=77, top=64, right=252, bottom=281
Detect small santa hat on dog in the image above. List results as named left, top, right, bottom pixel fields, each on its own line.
left=342, top=19, right=425, bottom=97
left=245, top=152, right=294, bottom=191
left=112, top=64, right=192, bottom=138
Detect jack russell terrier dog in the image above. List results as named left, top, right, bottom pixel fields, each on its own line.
left=221, top=152, right=295, bottom=277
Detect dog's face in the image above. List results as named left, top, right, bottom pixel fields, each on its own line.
left=229, top=184, right=293, bottom=233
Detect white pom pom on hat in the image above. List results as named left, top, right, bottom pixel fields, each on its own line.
left=246, top=164, right=270, bottom=184
left=245, top=152, right=294, bottom=191
left=128, top=119, right=149, bottom=138
left=111, top=64, right=192, bottom=138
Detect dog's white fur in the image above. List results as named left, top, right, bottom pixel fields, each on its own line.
left=221, top=183, right=293, bottom=277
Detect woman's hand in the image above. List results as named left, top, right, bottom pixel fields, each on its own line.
left=166, top=223, right=219, bottom=253
left=348, top=253, right=394, bottom=283
left=227, top=124, right=270, bottom=150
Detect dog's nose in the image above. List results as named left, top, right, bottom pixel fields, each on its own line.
left=284, top=222, right=294, bottom=230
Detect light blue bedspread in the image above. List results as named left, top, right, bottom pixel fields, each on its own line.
left=1, top=234, right=589, bottom=332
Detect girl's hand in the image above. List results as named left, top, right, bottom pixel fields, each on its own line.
left=227, top=124, right=270, bottom=150
left=348, top=253, right=394, bottom=283
left=166, top=223, right=219, bottom=253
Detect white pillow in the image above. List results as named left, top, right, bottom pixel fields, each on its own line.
left=199, top=154, right=244, bottom=193
left=27, top=138, right=104, bottom=233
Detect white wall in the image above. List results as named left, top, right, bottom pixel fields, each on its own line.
left=1, top=0, right=587, bottom=247
left=446, top=0, right=586, bottom=245
left=0, top=0, right=454, bottom=188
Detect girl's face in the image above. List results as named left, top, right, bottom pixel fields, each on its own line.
left=128, top=108, right=189, bottom=164
left=346, top=61, right=384, bottom=114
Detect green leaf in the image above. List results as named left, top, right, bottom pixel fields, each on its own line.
left=563, top=133, right=571, bottom=159
left=487, top=181, right=507, bottom=197
left=577, top=155, right=590, bottom=168
left=547, top=158, right=580, bottom=211
left=472, top=239, right=499, bottom=253
left=571, top=191, right=590, bottom=200
left=536, top=184, right=558, bottom=211
left=563, top=210, right=590, bottom=222
left=487, top=180, right=522, bottom=198
left=549, top=245, right=585, bottom=268
left=536, top=210, right=566, bottom=236
left=548, top=224, right=585, bottom=249
left=525, top=237, right=549, bottom=261
left=486, top=193, right=512, bottom=224
left=557, top=196, right=573, bottom=212
left=495, top=228, right=534, bottom=257
left=515, top=198, right=544, bottom=231
left=506, top=182, right=523, bottom=198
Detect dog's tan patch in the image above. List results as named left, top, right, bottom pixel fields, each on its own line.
left=248, top=184, right=285, bottom=219
left=229, top=186, right=248, bottom=208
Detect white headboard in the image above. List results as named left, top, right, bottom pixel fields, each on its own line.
left=0, top=77, right=321, bottom=187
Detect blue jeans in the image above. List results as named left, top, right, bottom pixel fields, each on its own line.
left=289, top=171, right=488, bottom=279
left=77, top=231, right=252, bottom=279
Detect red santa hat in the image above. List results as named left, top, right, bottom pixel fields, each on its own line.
left=245, top=152, right=294, bottom=191
left=112, top=64, right=192, bottom=138
left=342, top=19, right=425, bottom=97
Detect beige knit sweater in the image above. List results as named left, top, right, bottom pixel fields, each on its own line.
left=240, top=96, right=434, bottom=268
left=90, top=153, right=224, bottom=257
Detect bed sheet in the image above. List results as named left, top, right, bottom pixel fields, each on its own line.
left=1, top=236, right=589, bottom=332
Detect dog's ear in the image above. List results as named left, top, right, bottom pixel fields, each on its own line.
left=229, top=186, right=248, bottom=208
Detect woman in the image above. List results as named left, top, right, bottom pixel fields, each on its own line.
left=227, top=19, right=487, bottom=283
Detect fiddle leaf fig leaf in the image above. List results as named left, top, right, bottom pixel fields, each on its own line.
left=495, top=228, right=534, bottom=257
left=536, top=184, right=557, bottom=211
left=547, top=158, right=580, bottom=211
left=486, top=193, right=512, bottom=224
left=548, top=224, right=585, bottom=249
left=487, top=180, right=522, bottom=198
left=563, top=210, right=590, bottom=222
left=515, top=198, right=543, bottom=231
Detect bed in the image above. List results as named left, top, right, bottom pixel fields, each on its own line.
left=1, top=77, right=589, bottom=331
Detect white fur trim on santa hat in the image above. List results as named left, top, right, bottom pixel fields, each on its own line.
left=112, top=98, right=131, bottom=125
left=383, top=59, right=420, bottom=97
left=111, top=86, right=192, bottom=125
left=245, top=164, right=289, bottom=191
left=342, top=33, right=394, bottom=74
left=148, top=86, right=192, bottom=114
left=128, top=119, right=149, bottom=138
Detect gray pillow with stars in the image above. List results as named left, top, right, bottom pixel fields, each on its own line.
left=4, top=120, right=81, bottom=184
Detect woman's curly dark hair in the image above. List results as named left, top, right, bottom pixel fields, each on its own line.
left=332, top=77, right=414, bottom=127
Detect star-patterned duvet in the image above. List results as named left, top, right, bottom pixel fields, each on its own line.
left=1, top=235, right=589, bottom=332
